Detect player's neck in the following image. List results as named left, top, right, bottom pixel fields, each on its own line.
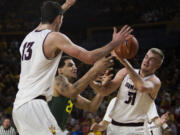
left=36, top=23, right=55, bottom=31
left=140, top=70, right=154, bottom=78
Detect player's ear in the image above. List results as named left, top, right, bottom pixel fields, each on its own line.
left=58, top=68, right=63, bottom=74
left=155, top=63, right=161, bottom=70
left=54, top=15, right=61, bottom=24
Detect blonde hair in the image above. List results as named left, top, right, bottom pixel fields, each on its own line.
left=149, top=48, right=164, bottom=63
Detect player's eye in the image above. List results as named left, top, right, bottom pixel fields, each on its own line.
left=68, top=63, right=73, bottom=67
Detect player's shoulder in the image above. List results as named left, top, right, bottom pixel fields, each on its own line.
left=150, top=75, right=161, bottom=86
left=117, top=68, right=128, bottom=77
left=55, top=74, right=68, bottom=82
left=48, top=32, right=68, bottom=39
left=113, top=68, right=128, bottom=83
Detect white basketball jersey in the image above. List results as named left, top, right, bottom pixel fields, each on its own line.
left=103, top=97, right=117, bottom=122
left=110, top=69, right=154, bottom=123
left=14, top=29, right=62, bottom=109
left=147, top=102, right=159, bottom=122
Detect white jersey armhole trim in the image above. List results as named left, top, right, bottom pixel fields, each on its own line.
left=42, top=31, right=56, bottom=60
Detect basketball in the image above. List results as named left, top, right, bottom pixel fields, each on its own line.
left=114, top=35, right=139, bottom=59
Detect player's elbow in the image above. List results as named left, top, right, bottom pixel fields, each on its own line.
left=69, top=91, right=78, bottom=99
left=85, top=53, right=97, bottom=65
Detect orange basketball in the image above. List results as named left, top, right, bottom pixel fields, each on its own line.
left=114, top=35, right=139, bottom=59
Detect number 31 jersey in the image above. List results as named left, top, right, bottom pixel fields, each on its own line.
left=14, top=29, right=62, bottom=109
left=110, top=69, right=154, bottom=123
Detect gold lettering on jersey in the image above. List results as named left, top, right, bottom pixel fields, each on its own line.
left=66, top=100, right=73, bottom=114
left=49, top=125, right=56, bottom=135
left=125, top=82, right=137, bottom=90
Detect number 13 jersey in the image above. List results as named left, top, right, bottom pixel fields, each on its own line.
left=109, top=69, right=154, bottom=123
left=14, top=29, right=62, bottom=109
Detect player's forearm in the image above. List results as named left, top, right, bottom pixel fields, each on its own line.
left=121, top=59, right=148, bottom=92
left=87, top=41, right=120, bottom=64
left=61, top=0, right=75, bottom=13
left=61, top=3, right=71, bottom=13
left=70, top=68, right=99, bottom=98
left=88, top=93, right=104, bottom=112
left=90, top=81, right=114, bottom=96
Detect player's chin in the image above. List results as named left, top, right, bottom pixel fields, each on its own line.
left=141, top=66, right=148, bottom=72
left=72, top=74, right=77, bottom=79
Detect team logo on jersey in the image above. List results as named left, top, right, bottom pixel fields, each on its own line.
left=125, top=82, right=137, bottom=90
left=49, top=125, right=56, bottom=135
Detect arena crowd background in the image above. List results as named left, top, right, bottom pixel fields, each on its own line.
left=0, top=0, right=180, bottom=134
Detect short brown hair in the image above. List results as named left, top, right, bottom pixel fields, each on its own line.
left=149, top=48, right=164, bottom=62
left=41, top=1, right=63, bottom=24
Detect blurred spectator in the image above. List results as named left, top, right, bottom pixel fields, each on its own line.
left=72, top=124, right=84, bottom=135
left=0, top=117, right=16, bottom=135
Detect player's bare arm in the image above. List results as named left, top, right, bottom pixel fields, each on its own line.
left=44, top=25, right=133, bottom=64
left=74, top=93, right=104, bottom=112
left=119, top=58, right=161, bottom=99
left=61, top=0, right=76, bottom=13
left=54, top=56, right=113, bottom=98
left=90, top=68, right=128, bottom=96
left=90, top=120, right=110, bottom=132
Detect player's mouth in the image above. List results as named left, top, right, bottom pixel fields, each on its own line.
left=72, top=70, right=77, bottom=75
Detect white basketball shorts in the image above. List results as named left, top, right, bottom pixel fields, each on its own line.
left=13, top=99, right=64, bottom=135
left=107, top=123, right=145, bottom=135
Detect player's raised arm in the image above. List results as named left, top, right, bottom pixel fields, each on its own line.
left=61, top=0, right=76, bottom=13
left=118, top=58, right=161, bottom=98
left=48, top=25, right=133, bottom=64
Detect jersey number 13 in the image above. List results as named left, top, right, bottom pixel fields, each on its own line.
left=21, top=42, right=34, bottom=61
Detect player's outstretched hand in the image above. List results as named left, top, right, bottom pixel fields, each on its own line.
left=159, top=112, right=169, bottom=125
left=112, top=25, right=133, bottom=46
left=101, top=70, right=113, bottom=87
left=90, top=122, right=103, bottom=132
left=92, top=72, right=113, bottom=94
left=93, top=56, right=114, bottom=75
left=65, top=0, right=76, bottom=7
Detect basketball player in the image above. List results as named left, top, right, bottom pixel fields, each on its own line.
left=12, top=0, right=133, bottom=134
left=90, top=97, right=169, bottom=135
left=48, top=56, right=113, bottom=132
left=90, top=48, right=164, bottom=135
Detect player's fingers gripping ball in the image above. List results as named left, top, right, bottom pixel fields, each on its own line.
left=114, top=35, right=139, bottom=59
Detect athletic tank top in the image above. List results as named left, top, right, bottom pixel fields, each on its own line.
left=110, top=69, right=154, bottom=123
left=48, top=96, right=74, bottom=130
left=14, top=29, right=62, bottom=109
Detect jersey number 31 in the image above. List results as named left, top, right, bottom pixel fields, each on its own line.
left=124, top=92, right=137, bottom=105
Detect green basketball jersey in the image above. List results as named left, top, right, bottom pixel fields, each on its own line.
left=48, top=96, right=74, bottom=130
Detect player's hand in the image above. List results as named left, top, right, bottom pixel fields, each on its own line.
left=112, top=25, right=133, bottom=46
left=90, top=123, right=101, bottom=132
left=92, top=72, right=113, bottom=94
left=65, top=0, right=76, bottom=7
left=93, top=56, right=114, bottom=75
left=101, top=70, right=113, bottom=87
left=159, top=112, right=169, bottom=125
